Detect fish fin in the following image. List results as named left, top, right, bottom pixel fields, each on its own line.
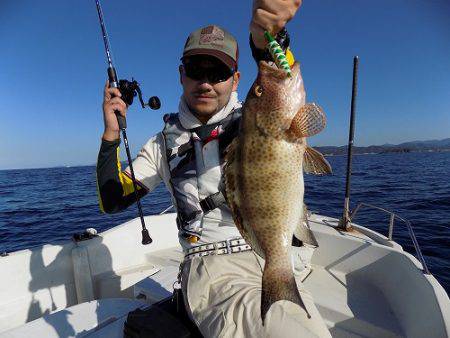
left=224, top=138, right=265, bottom=258
left=289, top=103, right=326, bottom=138
left=303, top=203, right=309, bottom=221
left=224, top=138, right=238, bottom=201
left=303, top=146, right=332, bottom=175
left=261, top=261, right=310, bottom=324
left=292, top=203, right=319, bottom=247
left=224, top=136, right=237, bottom=164
left=224, top=138, right=246, bottom=241
left=256, top=108, right=292, bottom=139
left=224, top=137, right=236, bottom=195
left=294, top=220, right=319, bottom=248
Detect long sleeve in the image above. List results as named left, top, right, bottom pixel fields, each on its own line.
left=123, top=134, right=166, bottom=193
left=96, top=134, right=165, bottom=214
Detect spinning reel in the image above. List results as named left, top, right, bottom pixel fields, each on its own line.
left=118, top=79, right=161, bottom=110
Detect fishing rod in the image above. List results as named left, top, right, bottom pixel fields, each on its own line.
left=95, top=0, right=161, bottom=245
left=339, top=56, right=359, bottom=231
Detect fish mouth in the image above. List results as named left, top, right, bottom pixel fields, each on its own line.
left=258, top=61, right=303, bottom=96
left=258, top=60, right=300, bottom=80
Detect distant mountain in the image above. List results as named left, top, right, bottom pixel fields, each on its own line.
left=315, top=138, right=450, bottom=155
left=395, top=138, right=450, bottom=148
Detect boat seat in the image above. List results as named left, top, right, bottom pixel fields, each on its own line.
left=134, top=265, right=180, bottom=304
left=304, top=266, right=404, bottom=338
left=0, top=298, right=146, bottom=338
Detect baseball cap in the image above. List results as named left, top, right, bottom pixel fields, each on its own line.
left=182, top=25, right=239, bottom=71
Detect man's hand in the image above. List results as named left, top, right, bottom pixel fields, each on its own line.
left=102, top=81, right=127, bottom=141
left=250, top=0, right=302, bottom=50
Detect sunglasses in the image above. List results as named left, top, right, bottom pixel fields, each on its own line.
left=183, top=62, right=234, bottom=84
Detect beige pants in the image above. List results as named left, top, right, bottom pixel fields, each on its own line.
left=181, top=251, right=331, bottom=338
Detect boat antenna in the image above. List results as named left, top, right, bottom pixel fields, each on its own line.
left=94, top=0, right=161, bottom=245
left=338, top=56, right=359, bottom=231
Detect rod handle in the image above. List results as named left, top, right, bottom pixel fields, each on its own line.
left=115, top=112, right=127, bottom=129
left=107, top=66, right=127, bottom=129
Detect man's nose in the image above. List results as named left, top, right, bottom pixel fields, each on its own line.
left=197, top=81, right=214, bottom=90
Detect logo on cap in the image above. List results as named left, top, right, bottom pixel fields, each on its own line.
left=199, top=26, right=224, bottom=47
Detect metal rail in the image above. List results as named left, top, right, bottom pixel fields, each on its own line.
left=349, top=202, right=430, bottom=274
left=159, top=205, right=174, bottom=215
left=340, top=56, right=359, bottom=230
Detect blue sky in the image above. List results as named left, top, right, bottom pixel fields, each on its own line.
left=1, top=0, right=449, bottom=169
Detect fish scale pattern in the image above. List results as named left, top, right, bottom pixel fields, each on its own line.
left=224, top=60, right=315, bottom=321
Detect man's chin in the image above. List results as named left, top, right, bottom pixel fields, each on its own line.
left=191, top=104, right=218, bottom=118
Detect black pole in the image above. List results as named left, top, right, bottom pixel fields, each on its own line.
left=95, top=0, right=152, bottom=244
left=122, top=129, right=152, bottom=245
left=339, top=56, right=359, bottom=230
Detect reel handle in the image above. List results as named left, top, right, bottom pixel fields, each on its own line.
left=147, top=96, right=161, bottom=110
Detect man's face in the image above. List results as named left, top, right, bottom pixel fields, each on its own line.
left=180, top=55, right=240, bottom=122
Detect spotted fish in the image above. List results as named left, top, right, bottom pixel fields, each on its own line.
left=224, top=61, right=331, bottom=323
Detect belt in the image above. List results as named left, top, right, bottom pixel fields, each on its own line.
left=184, top=238, right=252, bottom=260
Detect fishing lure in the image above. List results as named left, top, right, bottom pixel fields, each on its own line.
left=264, top=31, right=291, bottom=77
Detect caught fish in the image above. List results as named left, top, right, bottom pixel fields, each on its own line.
left=224, top=61, right=331, bottom=323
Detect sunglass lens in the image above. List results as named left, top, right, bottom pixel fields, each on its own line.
left=184, top=64, right=232, bottom=83
left=184, top=65, right=203, bottom=81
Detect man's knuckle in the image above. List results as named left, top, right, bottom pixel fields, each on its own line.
left=276, top=20, right=285, bottom=30
left=254, top=8, right=264, bottom=18
left=288, top=8, right=296, bottom=19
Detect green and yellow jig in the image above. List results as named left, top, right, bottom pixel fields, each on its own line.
left=264, top=31, right=292, bottom=77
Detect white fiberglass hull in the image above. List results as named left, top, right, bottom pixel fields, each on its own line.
left=0, top=213, right=449, bottom=337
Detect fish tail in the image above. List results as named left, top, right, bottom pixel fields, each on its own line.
left=261, top=261, right=311, bottom=325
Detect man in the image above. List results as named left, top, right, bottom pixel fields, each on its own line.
left=97, top=1, right=331, bottom=336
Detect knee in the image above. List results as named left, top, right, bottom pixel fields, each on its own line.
left=263, top=300, right=330, bottom=338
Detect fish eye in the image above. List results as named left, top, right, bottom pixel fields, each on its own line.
left=254, top=85, right=263, bottom=97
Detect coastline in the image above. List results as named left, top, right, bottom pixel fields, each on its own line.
left=321, top=148, right=450, bottom=156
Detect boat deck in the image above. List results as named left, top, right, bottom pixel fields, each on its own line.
left=0, top=213, right=448, bottom=337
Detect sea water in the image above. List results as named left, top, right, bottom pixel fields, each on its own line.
left=1, top=152, right=449, bottom=292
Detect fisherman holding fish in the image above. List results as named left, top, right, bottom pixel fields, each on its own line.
left=97, top=0, right=332, bottom=336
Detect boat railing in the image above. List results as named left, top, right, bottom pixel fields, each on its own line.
left=159, top=205, right=174, bottom=215
left=349, top=202, right=430, bottom=274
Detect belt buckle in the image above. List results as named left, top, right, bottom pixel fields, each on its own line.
left=212, top=242, right=219, bottom=255
left=225, top=238, right=232, bottom=254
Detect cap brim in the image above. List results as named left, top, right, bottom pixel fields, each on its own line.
left=182, top=49, right=236, bottom=71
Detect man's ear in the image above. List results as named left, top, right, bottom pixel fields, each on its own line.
left=232, top=71, right=241, bottom=91
left=179, top=64, right=184, bottom=84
